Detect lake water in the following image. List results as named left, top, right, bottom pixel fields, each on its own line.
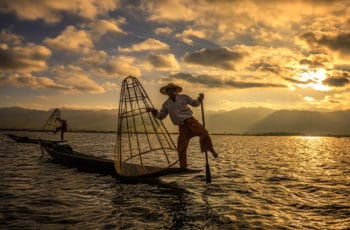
left=0, top=131, right=349, bottom=229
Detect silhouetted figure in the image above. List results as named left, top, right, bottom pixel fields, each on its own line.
left=147, top=83, right=218, bottom=169
left=55, top=118, right=68, bottom=141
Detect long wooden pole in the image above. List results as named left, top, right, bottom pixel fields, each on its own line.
left=200, top=97, right=212, bottom=184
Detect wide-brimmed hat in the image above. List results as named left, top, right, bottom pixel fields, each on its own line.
left=160, top=83, right=182, bottom=95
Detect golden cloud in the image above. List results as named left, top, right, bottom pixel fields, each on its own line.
left=155, top=27, right=173, bottom=35
left=118, top=38, right=170, bottom=52
left=80, top=51, right=141, bottom=77
left=0, top=43, right=51, bottom=72
left=0, top=73, right=67, bottom=90
left=176, top=28, right=207, bottom=45
left=141, top=0, right=196, bottom=22
left=167, top=72, right=286, bottom=89
left=145, top=53, right=179, bottom=71
left=88, top=19, right=127, bottom=37
left=0, top=0, right=118, bottom=24
left=0, top=30, right=23, bottom=46
left=102, top=81, right=119, bottom=91
left=183, top=47, right=243, bottom=70
left=52, top=65, right=105, bottom=94
left=141, top=0, right=349, bottom=47
left=44, top=26, right=93, bottom=53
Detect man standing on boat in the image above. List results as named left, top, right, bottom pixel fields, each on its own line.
left=147, top=83, right=218, bottom=169
left=55, top=118, right=68, bottom=141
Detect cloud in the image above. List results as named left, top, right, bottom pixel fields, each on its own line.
left=44, top=25, right=93, bottom=53
left=167, top=72, right=286, bottom=89
left=53, top=65, right=105, bottom=94
left=183, top=48, right=243, bottom=70
left=145, top=53, right=179, bottom=70
left=334, top=64, right=350, bottom=72
left=144, top=0, right=328, bottom=24
left=249, top=62, right=282, bottom=74
left=323, top=71, right=350, bottom=87
left=303, top=96, right=315, bottom=102
left=300, top=32, right=317, bottom=44
left=43, top=20, right=126, bottom=54
left=0, top=0, right=118, bottom=24
left=0, top=66, right=106, bottom=94
left=0, top=30, right=23, bottom=46
left=141, top=0, right=196, bottom=22
left=0, top=72, right=68, bottom=90
left=88, top=19, right=127, bottom=37
left=102, top=81, right=119, bottom=91
left=318, top=33, right=350, bottom=55
left=323, top=77, right=349, bottom=87
left=0, top=43, right=51, bottom=72
left=322, top=92, right=350, bottom=110
left=141, top=0, right=347, bottom=46
left=301, top=32, right=350, bottom=55
left=176, top=28, right=207, bottom=45
left=155, top=27, right=173, bottom=35
left=80, top=51, right=141, bottom=77
left=118, top=38, right=170, bottom=52
left=299, top=59, right=324, bottom=68
left=283, top=77, right=315, bottom=85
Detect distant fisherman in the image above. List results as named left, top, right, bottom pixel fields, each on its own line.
left=55, top=118, right=68, bottom=141
left=147, top=83, right=218, bottom=169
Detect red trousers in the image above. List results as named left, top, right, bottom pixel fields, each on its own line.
left=177, top=117, right=213, bottom=168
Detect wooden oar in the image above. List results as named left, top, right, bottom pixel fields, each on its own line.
left=200, top=96, right=212, bottom=184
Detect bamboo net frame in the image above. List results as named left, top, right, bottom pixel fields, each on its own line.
left=114, top=76, right=179, bottom=177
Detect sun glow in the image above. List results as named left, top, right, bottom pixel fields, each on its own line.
left=298, top=68, right=330, bottom=91
left=298, top=136, right=322, bottom=140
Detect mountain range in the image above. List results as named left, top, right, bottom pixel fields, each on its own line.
left=1, top=106, right=350, bottom=135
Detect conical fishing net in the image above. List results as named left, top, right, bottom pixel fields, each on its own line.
left=42, top=108, right=61, bottom=134
left=114, top=76, right=179, bottom=177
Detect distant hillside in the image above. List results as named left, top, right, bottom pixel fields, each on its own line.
left=1, top=107, right=350, bottom=135
left=61, top=109, right=117, bottom=131
left=0, top=107, right=48, bottom=130
left=0, top=107, right=117, bottom=132
left=247, top=109, right=350, bottom=135
left=0, top=107, right=178, bottom=132
left=206, top=107, right=275, bottom=133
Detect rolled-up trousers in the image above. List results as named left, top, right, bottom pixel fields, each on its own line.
left=177, top=117, right=213, bottom=168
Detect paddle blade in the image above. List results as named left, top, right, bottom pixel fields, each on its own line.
left=205, top=152, right=211, bottom=183
left=206, top=163, right=211, bottom=183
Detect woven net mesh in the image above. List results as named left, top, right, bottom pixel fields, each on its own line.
left=114, top=76, right=179, bottom=177
left=42, top=108, right=61, bottom=134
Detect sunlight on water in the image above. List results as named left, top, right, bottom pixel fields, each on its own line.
left=298, top=136, right=322, bottom=140
left=1, top=132, right=349, bottom=229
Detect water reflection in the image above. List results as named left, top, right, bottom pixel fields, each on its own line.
left=1, top=132, right=349, bottom=229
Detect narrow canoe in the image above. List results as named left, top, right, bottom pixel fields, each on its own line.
left=6, top=134, right=65, bottom=144
left=40, top=142, right=201, bottom=180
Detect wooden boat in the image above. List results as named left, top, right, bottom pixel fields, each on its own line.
left=6, top=134, right=65, bottom=144
left=5, top=109, right=66, bottom=144
left=6, top=134, right=41, bottom=143
left=40, top=142, right=201, bottom=179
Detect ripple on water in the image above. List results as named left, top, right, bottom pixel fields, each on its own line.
left=0, top=132, right=349, bottom=229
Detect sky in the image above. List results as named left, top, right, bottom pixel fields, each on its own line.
left=0, top=0, right=350, bottom=112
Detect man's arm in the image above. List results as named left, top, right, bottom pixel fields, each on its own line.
left=186, top=93, right=204, bottom=107
left=146, top=104, right=168, bottom=120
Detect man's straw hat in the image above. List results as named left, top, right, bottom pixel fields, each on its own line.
left=160, top=83, right=182, bottom=95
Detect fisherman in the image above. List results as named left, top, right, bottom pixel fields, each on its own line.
left=55, top=118, right=68, bottom=141
left=147, top=83, right=218, bottom=169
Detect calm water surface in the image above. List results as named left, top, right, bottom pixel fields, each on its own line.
left=0, top=131, right=349, bottom=229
